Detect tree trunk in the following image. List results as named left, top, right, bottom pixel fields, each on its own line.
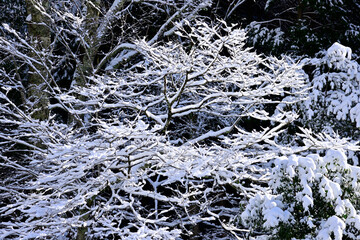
left=25, top=0, right=51, bottom=121
left=69, top=0, right=101, bottom=127
left=76, top=196, right=96, bottom=240
left=297, top=0, right=305, bottom=20
left=74, top=0, right=101, bottom=87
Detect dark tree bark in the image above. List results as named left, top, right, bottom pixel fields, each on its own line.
left=25, top=0, right=51, bottom=121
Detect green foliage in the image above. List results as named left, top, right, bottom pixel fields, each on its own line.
left=241, top=150, right=360, bottom=239
left=226, top=0, right=360, bottom=56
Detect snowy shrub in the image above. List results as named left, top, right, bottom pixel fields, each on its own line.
left=0, top=116, right=283, bottom=239
left=241, top=149, right=360, bottom=239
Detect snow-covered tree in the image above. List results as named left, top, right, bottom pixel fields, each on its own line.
left=301, top=42, right=360, bottom=137
left=0, top=0, right=213, bottom=125
left=2, top=1, right=359, bottom=239
left=0, top=15, right=310, bottom=239
left=67, top=20, right=307, bottom=142
left=274, top=42, right=360, bottom=154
